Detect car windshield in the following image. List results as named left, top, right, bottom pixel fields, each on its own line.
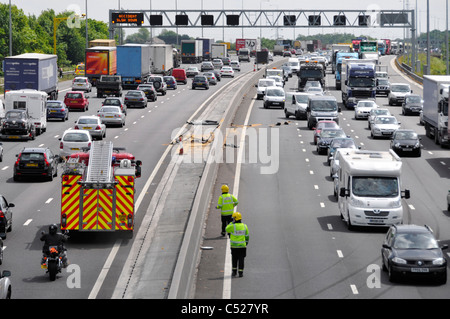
left=73, top=78, right=87, bottom=83
left=358, top=102, right=376, bottom=108
left=378, top=79, right=389, bottom=85
left=318, top=122, right=338, bottom=130
left=406, top=96, right=422, bottom=103
left=126, top=91, right=142, bottom=97
left=259, top=80, right=275, bottom=87
left=266, top=89, right=284, bottom=97
left=372, top=109, right=389, bottom=116
left=394, top=131, right=418, bottom=140
left=310, top=100, right=337, bottom=112
left=331, top=139, right=356, bottom=148
left=78, top=118, right=98, bottom=124
left=266, top=70, right=282, bottom=77
left=47, top=102, right=63, bottom=108
left=320, top=130, right=346, bottom=138
left=306, top=81, right=320, bottom=88
left=103, top=99, right=121, bottom=106
left=63, top=133, right=89, bottom=142
left=300, top=69, right=322, bottom=78
left=375, top=117, right=397, bottom=124
left=393, top=233, right=439, bottom=250
left=391, top=85, right=410, bottom=92
left=195, top=76, right=206, bottom=81
left=66, top=93, right=83, bottom=99
left=295, top=95, right=309, bottom=103
left=21, top=153, right=44, bottom=161
left=352, top=176, right=399, bottom=197
left=100, top=107, right=120, bottom=113
left=6, top=111, right=24, bottom=119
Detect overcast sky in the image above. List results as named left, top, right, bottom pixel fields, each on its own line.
left=8, top=0, right=449, bottom=41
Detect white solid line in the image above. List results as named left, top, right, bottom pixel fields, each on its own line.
left=350, top=284, right=359, bottom=294
left=89, top=239, right=122, bottom=299
left=45, top=198, right=53, bottom=204
left=23, top=219, right=32, bottom=226
left=223, top=94, right=256, bottom=300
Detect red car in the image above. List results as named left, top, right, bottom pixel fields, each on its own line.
left=313, top=120, right=339, bottom=145
left=64, top=91, right=89, bottom=111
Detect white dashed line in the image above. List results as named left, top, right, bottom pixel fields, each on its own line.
left=327, top=224, right=333, bottom=230
left=2, top=166, right=8, bottom=171
left=45, top=198, right=53, bottom=204
left=24, top=219, right=32, bottom=226
left=350, top=285, right=359, bottom=295
left=408, top=204, right=415, bottom=210
left=337, top=250, right=344, bottom=258
left=320, top=202, right=325, bottom=208
left=314, top=185, right=319, bottom=190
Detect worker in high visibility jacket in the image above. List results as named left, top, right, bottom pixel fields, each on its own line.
left=216, top=184, right=238, bottom=236
left=226, top=212, right=249, bottom=277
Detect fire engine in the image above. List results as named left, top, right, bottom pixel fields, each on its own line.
left=60, top=141, right=142, bottom=236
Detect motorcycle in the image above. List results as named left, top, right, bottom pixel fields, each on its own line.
left=41, top=246, right=63, bottom=281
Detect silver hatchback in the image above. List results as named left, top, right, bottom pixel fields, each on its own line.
left=71, top=77, right=92, bottom=92
left=97, top=106, right=126, bottom=127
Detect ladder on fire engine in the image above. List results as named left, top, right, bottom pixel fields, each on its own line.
left=86, top=141, right=113, bottom=183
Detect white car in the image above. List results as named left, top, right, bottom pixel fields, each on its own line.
left=267, top=75, right=284, bottom=88
left=368, top=108, right=391, bottom=129
left=97, top=106, right=126, bottom=127
left=186, top=67, right=200, bottom=77
left=263, top=86, right=285, bottom=109
left=230, top=61, right=241, bottom=71
left=74, top=115, right=106, bottom=140
left=212, top=59, right=224, bottom=69
left=284, top=92, right=310, bottom=120
left=71, top=77, right=92, bottom=92
left=59, top=129, right=93, bottom=157
left=388, top=83, right=412, bottom=106
left=354, top=100, right=378, bottom=120
left=220, top=66, right=235, bottom=77
left=256, top=79, right=276, bottom=100
left=370, top=115, right=401, bottom=139
left=0, top=269, right=11, bottom=299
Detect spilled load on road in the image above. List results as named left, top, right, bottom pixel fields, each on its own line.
left=60, top=141, right=141, bottom=236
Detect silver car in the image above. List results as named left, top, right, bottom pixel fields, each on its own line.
left=74, top=116, right=106, bottom=140
left=0, top=269, right=11, bottom=299
left=59, top=129, right=93, bottom=157
left=371, top=115, right=401, bottom=139
left=97, top=106, right=126, bottom=127
left=71, top=77, right=92, bottom=92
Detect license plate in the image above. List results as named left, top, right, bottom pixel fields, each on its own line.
left=50, top=110, right=57, bottom=112
left=118, top=214, right=127, bottom=222
left=26, top=163, right=38, bottom=167
left=411, top=268, right=429, bottom=273
left=106, top=116, right=113, bottom=118
left=402, top=148, right=412, bottom=151
left=83, top=127, right=92, bottom=130
left=71, top=148, right=80, bottom=151
left=8, top=136, right=19, bottom=139
left=369, top=219, right=385, bottom=224
left=71, top=101, right=77, bottom=103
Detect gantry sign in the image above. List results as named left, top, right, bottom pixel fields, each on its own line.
left=108, top=9, right=415, bottom=30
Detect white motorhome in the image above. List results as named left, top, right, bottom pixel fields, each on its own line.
left=337, top=149, right=410, bottom=229
left=4, top=89, right=48, bottom=135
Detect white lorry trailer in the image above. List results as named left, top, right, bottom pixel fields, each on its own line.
left=422, top=75, right=450, bottom=146
left=337, top=149, right=410, bottom=229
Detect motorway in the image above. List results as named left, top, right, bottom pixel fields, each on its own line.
left=2, top=52, right=450, bottom=300
left=194, top=54, right=450, bottom=300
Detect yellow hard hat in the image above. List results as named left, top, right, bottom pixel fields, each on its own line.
left=232, top=212, right=242, bottom=221
left=221, top=184, right=229, bottom=193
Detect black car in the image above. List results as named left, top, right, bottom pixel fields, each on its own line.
left=382, top=224, right=448, bottom=284
left=192, top=75, right=209, bottom=90
left=137, top=84, right=157, bottom=102
left=402, top=94, right=423, bottom=115
left=13, top=147, right=60, bottom=181
left=316, top=128, right=347, bottom=155
left=0, top=195, right=14, bottom=240
left=0, top=110, right=36, bottom=141
left=390, top=129, right=421, bottom=157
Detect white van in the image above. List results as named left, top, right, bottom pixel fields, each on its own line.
left=288, top=57, right=300, bottom=73
left=5, top=89, right=48, bottom=135
left=284, top=92, right=310, bottom=120
left=337, top=149, right=410, bottom=229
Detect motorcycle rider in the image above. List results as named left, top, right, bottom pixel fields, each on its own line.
left=40, top=224, right=69, bottom=268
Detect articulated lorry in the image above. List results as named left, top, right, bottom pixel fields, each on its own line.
left=197, top=38, right=214, bottom=61
left=211, top=43, right=228, bottom=60
left=337, top=149, right=410, bottom=229
left=181, top=40, right=203, bottom=64
left=149, top=44, right=174, bottom=75
left=85, top=46, right=117, bottom=86
left=3, top=53, right=59, bottom=100
left=341, top=59, right=377, bottom=109
left=335, top=52, right=359, bottom=90
left=117, top=44, right=151, bottom=88
left=422, top=75, right=450, bottom=146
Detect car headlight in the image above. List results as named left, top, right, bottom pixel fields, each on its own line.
left=432, top=258, right=446, bottom=266
left=389, top=199, right=402, bottom=208
left=394, top=143, right=401, bottom=148
left=414, top=142, right=420, bottom=148
left=350, top=197, right=365, bottom=207
left=392, top=257, right=407, bottom=265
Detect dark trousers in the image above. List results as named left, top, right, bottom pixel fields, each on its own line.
left=221, top=215, right=232, bottom=234
left=231, top=247, right=246, bottom=274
